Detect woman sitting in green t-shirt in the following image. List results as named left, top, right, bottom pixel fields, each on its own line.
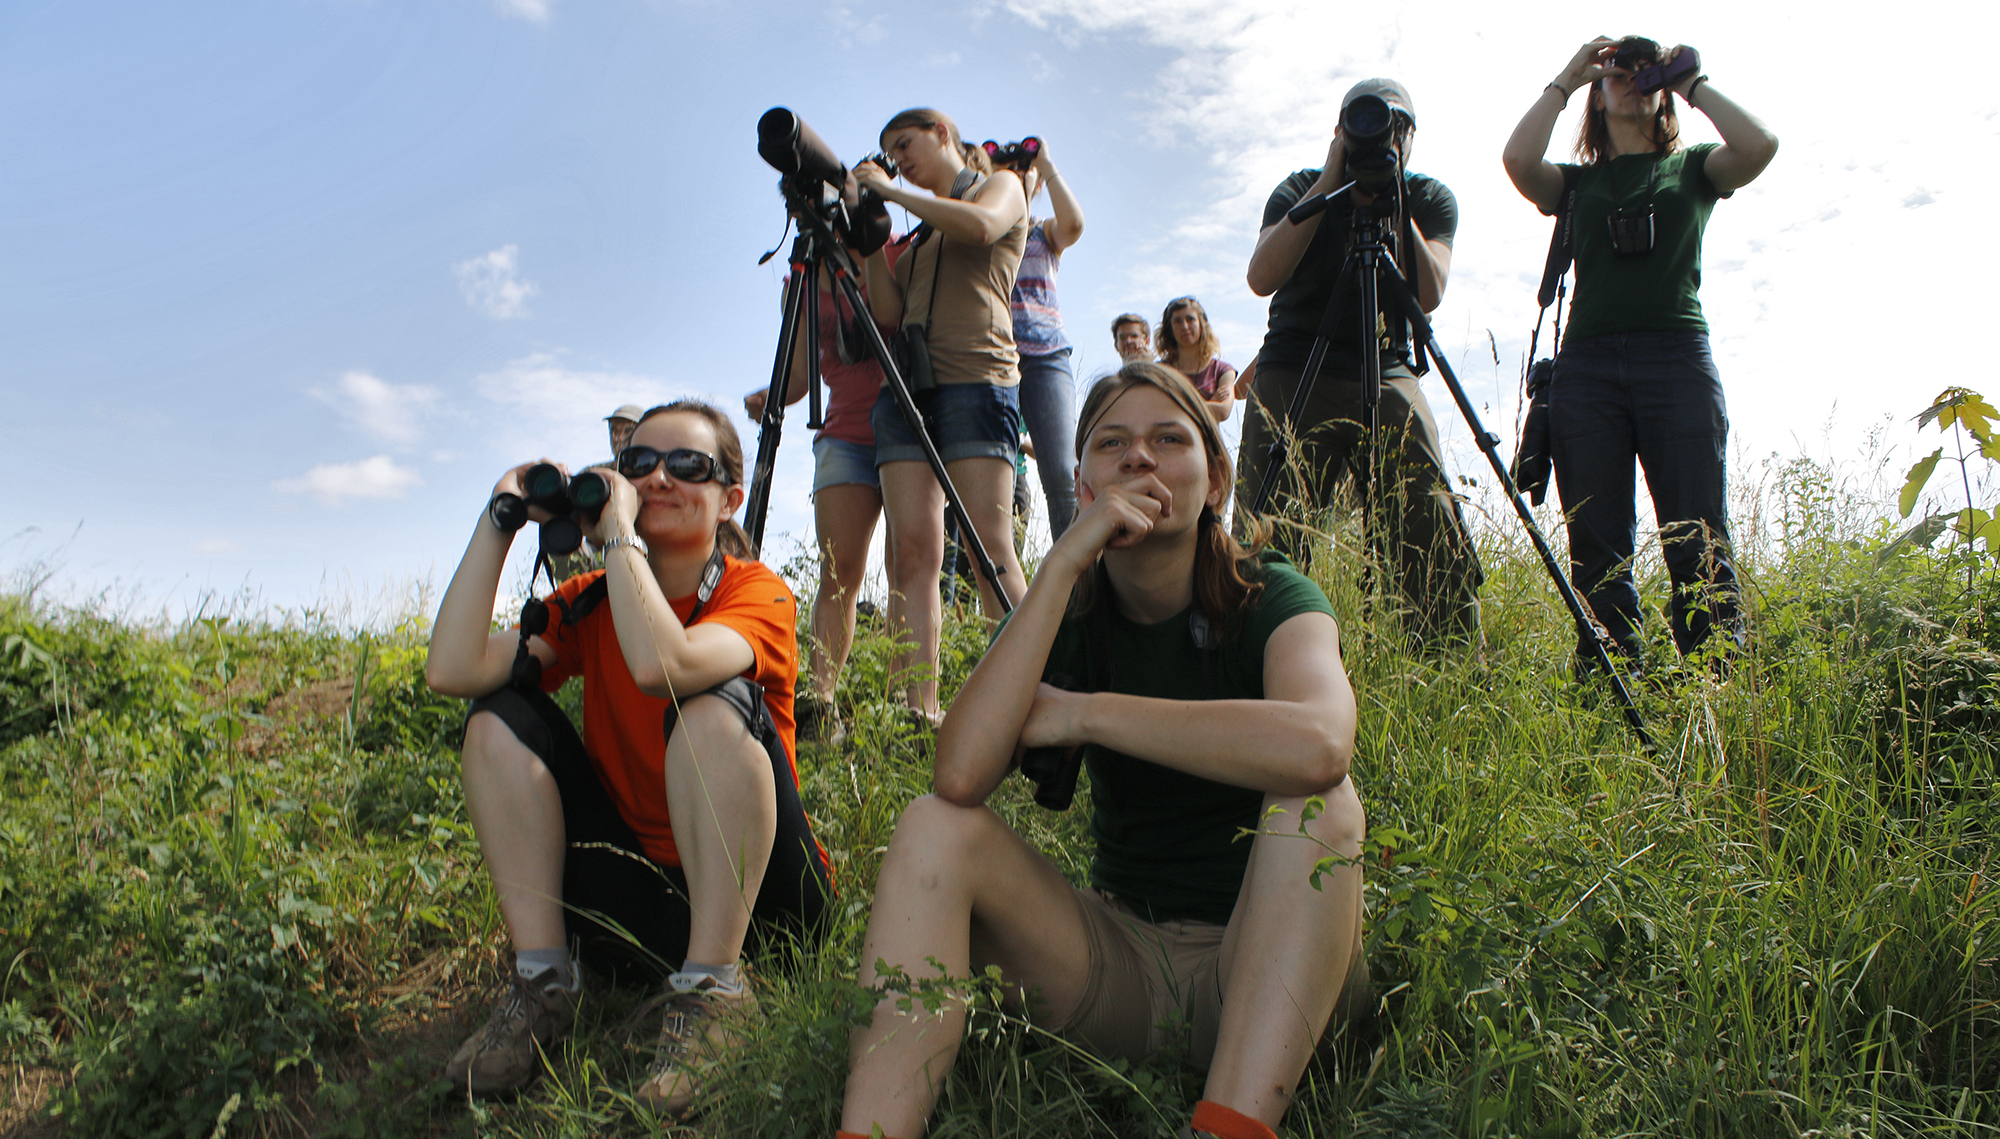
left=1503, top=36, right=1778, bottom=673
left=837, top=362, right=1367, bottom=1139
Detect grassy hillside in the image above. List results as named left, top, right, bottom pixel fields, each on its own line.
left=2, top=455, right=1996, bottom=1137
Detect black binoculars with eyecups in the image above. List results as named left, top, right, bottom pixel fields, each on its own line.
left=489, top=463, right=612, bottom=556
left=982, top=137, right=1041, bottom=173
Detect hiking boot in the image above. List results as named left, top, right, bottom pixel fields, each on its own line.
left=634, top=972, right=759, bottom=1117
left=443, top=962, right=577, bottom=1098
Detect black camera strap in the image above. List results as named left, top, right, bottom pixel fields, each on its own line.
left=1077, top=561, right=1219, bottom=702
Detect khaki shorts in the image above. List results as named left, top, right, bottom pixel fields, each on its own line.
left=1057, top=888, right=1229, bottom=1068
left=1054, top=885, right=1374, bottom=1071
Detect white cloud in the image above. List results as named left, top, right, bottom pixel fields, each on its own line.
left=494, top=0, right=552, bottom=23
left=453, top=244, right=539, bottom=320
left=272, top=456, right=424, bottom=507
left=474, top=352, right=697, bottom=462
left=193, top=538, right=240, bottom=555
left=998, top=1, right=2000, bottom=495
left=308, top=370, right=440, bottom=446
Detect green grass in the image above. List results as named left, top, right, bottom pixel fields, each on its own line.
left=2, top=452, right=1996, bottom=1137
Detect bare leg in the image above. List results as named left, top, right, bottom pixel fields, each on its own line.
left=809, top=483, right=883, bottom=699
left=663, top=693, right=778, bottom=966
left=942, top=456, right=1029, bottom=618
left=842, top=795, right=1095, bottom=1139
left=1205, top=778, right=1367, bottom=1125
left=878, top=461, right=946, bottom=716
left=460, top=710, right=567, bottom=951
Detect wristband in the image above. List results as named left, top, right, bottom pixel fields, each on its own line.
left=1545, top=80, right=1571, bottom=101
left=1685, top=75, right=1711, bottom=104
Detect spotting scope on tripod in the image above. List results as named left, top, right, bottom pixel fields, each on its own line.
left=740, top=107, right=1011, bottom=614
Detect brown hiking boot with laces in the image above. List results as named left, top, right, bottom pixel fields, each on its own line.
left=634, top=971, right=759, bottom=1117
left=443, top=960, right=578, bottom=1097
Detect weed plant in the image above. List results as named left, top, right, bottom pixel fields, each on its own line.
left=1, top=449, right=1996, bottom=1136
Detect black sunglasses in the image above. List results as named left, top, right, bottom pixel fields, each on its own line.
left=618, top=445, right=727, bottom=485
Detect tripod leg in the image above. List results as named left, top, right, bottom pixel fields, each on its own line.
left=1377, top=268, right=1654, bottom=749
left=744, top=248, right=812, bottom=556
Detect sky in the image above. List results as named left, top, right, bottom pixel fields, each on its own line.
left=4, top=0, right=1996, bottom=622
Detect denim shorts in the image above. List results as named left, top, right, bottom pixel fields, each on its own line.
left=812, top=436, right=881, bottom=493
left=871, top=382, right=1021, bottom=467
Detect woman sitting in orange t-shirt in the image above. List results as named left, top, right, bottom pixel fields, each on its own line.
left=425, top=400, right=830, bottom=1112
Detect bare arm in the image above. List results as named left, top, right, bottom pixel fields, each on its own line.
left=1205, top=368, right=1237, bottom=423
left=1026, top=611, right=1356, bottom=794
left=426, top=465, right=557, bottom=697
left=858, top=165, right=1027, bottom=246
left=1670, top=53, right=1778, bottom=192
left=862, top=243, right=904, bottom=329
left=591, top=476, right=756, bottom=699
left=1034, top=146, right=1086, bottom=253
left=1505, top=39, right=1615, bottom=212
left=1247, top=134, right=1346, bottom=297
left=1403, top=230, right=1452, bottom=313
left=933, top=477, right=1169, bottom=806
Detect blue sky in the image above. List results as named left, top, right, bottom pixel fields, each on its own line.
left=5, top=0, right=1994, bottom=619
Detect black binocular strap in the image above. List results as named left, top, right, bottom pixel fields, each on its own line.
left=1077, top=562, right=1218, bottom=702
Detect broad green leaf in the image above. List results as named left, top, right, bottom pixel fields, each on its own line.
left=1976, top=512, right=2000, bottom=548
left=1953, top=507, right=1992, bottom=542
left=1949, top=392, right=2000, bottom=443
left=1900, top=448, right=1943, bottom=518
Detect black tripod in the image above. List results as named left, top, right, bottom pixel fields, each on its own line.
left=741, top=189, right=1012, bottom=615
left=1246, top=184, right=1653, bottom=749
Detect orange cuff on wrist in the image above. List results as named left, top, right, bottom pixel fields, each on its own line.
left=1191, top=1100, right=1280, bottom=1139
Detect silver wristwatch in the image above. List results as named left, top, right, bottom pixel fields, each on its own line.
left=602, top=533, right=650, bottom=558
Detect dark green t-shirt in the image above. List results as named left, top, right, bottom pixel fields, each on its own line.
left=1257, top=170, right=1458, bottom=374
left=1033, top=554, right=1336, bottom=925
left=1559, top=143, right=1728, bottom=342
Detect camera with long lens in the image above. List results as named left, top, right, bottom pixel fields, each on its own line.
left=488, top=463, right=612, bottom=556
left=981, top=136, right=1041, bottom=174
left=1339, top=94, right=1405, bottom=193
left=757, top=107, right=893, bottom=256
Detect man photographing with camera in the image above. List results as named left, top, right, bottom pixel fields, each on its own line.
left=1237, top=78, right=1482, bottom=650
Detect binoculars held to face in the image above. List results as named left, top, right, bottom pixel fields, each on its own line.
left=489, top=463, right=612, bottom=557
left=982, top=137, right=1041, bottom=174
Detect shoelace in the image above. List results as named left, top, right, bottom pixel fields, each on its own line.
left=644, top=990, right=715, bottom=1076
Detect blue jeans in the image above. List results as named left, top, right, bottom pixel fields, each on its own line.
left=1549, top=330, right=1741, bottom=663
left=1017, top=348, right=1079, bottom=539
left=871, top=383, right=1021, bottom=467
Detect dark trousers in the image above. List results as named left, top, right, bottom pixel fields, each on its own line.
left=1235, top=360, right=1483, bottom=647
left=468, top=683, right=833, bottom=982
left=1548, top=330, right=1741, bottom=662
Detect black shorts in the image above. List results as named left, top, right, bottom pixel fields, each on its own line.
left=468, top=680, right=833, bottom=982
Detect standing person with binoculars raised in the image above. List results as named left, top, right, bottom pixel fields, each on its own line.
left=835, top=363, right=1368, bottom=1139
left=424, top=401, right=832, bottom=1111
left=853, top=108, right=1030, bottom=725
left=1504, top=37, right=1777, bottom=675
left=1236, top=79, right=1483, bottom=650
left=1011, top=138, right=1086, bottom=542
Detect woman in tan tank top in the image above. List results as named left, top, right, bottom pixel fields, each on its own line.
left=855, top=108, right=1030, bottom=722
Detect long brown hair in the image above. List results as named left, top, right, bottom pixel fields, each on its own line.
left=634, top=400, right=753, bottom=559
left=1068, top=362, right=1271, bottom=634
left=1155, top=296, right=1222, bottom=368
left=1574, top=71, right=1682, bottom=165
left=879, top=107, right=993, bottom=176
